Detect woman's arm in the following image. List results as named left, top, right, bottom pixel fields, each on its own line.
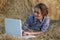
left=25, top=31, right=43, bottom=35
left=22, top=16, right=31, bottom=30
left=22, top=30, right=43, bottom=36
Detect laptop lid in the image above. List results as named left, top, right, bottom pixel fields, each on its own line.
left=5, top=18, right=22, bottom=37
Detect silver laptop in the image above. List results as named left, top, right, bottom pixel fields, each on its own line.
left=5, top=18, right=36, bottom=39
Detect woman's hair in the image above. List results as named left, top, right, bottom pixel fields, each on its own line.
left=34, top=3, right=48, bottom=16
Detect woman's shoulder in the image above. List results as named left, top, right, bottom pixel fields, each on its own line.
left=44, top=16, right=50, bottom=20
left=44, top=16, right=50, bottom=22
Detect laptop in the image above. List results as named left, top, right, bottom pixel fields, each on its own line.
left=5, top=18, right=36, bottom=39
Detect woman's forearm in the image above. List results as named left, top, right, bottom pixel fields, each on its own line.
left=25, top=32, right=42, bottom=35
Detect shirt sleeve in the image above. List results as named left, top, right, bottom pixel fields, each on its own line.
left=22, top=16, right=31, bottom=30
left=41, top=17, right=50, bottom=32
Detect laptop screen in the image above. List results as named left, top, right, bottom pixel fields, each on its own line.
left=5, top=18, right=22, bottom=37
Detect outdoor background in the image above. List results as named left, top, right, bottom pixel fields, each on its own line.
left=0, top=0, right=60, bottom=40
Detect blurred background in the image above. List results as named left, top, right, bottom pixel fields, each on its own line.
left=0, top=0, right=60, bottom=40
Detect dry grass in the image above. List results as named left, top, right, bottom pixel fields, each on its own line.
left=0, top=34, right=24, bottom=40
left=0, top=0, right=60, bottom=40
left=0, top=20, right=60, bottom=40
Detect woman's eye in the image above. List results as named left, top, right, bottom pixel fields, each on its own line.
left=34, top=11, right=40, bottom=15
left=34, top=11, right=38, bottom=13
left=37, top=12, right=39, bottom=14
left=34, top=11, right=36, bottom=13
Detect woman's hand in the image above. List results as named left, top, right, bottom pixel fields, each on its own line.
left=22, top=30, right=30, bottom=36
left=22, top=30, right=26, bottom=36
left=22, top=30, right=42, bottom=36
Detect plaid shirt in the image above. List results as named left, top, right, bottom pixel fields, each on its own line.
left=22, top=15, right=50, bottom=32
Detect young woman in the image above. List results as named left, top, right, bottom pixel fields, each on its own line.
left=22, top=3, right=50, bottom=36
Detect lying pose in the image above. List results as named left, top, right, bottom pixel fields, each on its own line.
left=22, top=3, right=50, bottom=36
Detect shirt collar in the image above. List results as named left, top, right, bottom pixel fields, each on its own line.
left=33, top=16, right=43, bottom=22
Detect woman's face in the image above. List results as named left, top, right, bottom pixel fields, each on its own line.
left=33, top=7, right=43, bottom=20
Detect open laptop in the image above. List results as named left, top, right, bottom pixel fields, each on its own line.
left=5, top=18, right=36, bottom=39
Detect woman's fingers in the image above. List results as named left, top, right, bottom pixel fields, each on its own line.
left=22, top=30, right=26, bottom=36
left=22, top=30, right=30, bottom=36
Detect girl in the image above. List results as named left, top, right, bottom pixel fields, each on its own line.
left=22, top=3, right=50, bottom=36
